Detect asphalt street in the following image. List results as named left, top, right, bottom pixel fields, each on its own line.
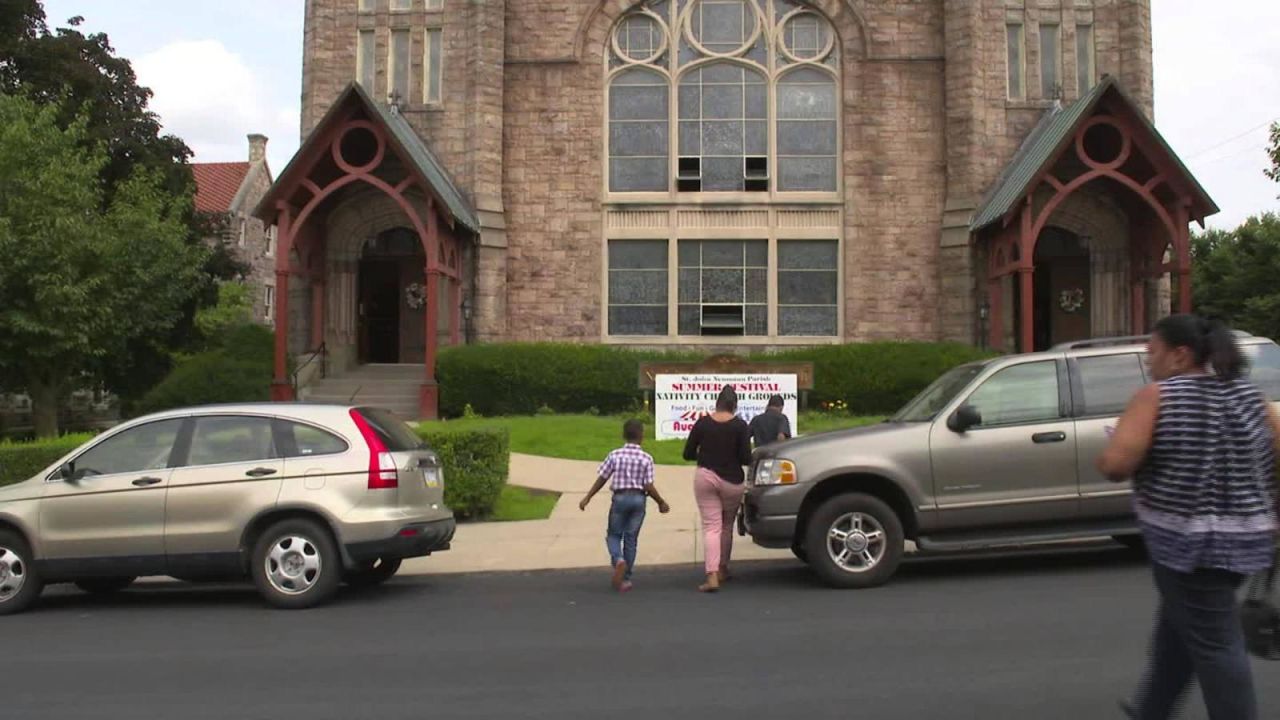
left=5, top=544, right=1277, bottom=720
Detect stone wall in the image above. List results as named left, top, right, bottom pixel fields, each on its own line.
left=300, top=0, right=1155, bottom=348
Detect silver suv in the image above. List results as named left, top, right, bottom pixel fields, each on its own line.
left=0, top=404, right=455, bottom=614
left=745, top=333, right=1280, bottom=589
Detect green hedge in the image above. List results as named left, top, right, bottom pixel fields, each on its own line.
left=137, top=324, right=275, bottom=415
left=769, top=342, right=997, bottom=414
left=436, top=344, right=699, bottom=417
left=0, top=435, right=91, bottom=487
left=436, top=341, right=995, bottom=418
left=417, top=426, right=510, bottom=519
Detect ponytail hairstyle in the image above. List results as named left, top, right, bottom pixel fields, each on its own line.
left=715, top=385, right=738, bottom=413
left=1152, top=314, right=1247, bottom=380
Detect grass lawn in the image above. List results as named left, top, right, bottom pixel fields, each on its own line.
left=422, top=413, right=883, bottom=465
left=486, top=485, right=561, bottom=522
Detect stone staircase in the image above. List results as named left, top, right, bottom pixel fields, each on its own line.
left=300, top=364, right=425, bottom=419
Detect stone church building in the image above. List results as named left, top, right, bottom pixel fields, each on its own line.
left=258, top=0, right=1215, bottom=418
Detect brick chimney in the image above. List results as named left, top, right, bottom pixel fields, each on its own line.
left=248, top=133, right=269, bottom=164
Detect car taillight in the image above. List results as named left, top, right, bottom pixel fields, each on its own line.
left=350, top=409, right=398, bottom=490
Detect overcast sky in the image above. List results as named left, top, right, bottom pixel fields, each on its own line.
left=40, top=0, right=1280, bottom=229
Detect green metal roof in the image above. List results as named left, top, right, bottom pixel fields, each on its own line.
left=970, top=76, right=1218, bottom=231
left=355, top=83, right=479, bottom=234
left=255, top=82, right=478, bottom=234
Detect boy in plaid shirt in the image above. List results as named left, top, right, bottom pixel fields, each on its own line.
left=580, top=419, right=670, bottom=592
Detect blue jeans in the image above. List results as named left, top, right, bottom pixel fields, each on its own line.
left=1132, top=563, right=1256, bottom=720
left=606, top=492, right=647, bottom=580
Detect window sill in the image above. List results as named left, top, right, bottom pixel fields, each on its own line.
left=603, top=335, right=844, bottom=346
left=603, top=193, right=844, bottom=206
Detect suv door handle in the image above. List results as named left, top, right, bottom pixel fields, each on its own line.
left=246, top=467, right=278, bottom=478
left=132, top=477, right=163, bottom=487
left=1032, top=432, right=1067, bottom=444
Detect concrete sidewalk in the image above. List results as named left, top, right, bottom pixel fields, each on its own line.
left=401, top=453, right=794, bottom=576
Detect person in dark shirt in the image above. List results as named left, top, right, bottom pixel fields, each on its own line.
left=682, top=385, right=752, bottom=593
left=749, top=394, right=792, bottom=449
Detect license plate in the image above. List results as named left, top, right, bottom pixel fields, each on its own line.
left=423, top=470, right=440, bottom=488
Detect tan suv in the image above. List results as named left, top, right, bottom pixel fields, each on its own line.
left=745, top=332, right=1280, bottom=589
left=0, top=404, right=454, bottom=615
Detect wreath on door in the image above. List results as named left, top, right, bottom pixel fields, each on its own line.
left=405, top=283, right=427, bottom=310
left=1058, top=288, right=1085, bottom=314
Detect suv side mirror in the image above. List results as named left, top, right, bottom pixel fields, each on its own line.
left=58, top=462, right=77, bottom=482
left=947, top=405, right=982, bottom=433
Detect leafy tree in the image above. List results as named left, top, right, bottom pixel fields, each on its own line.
left=1192, top=213, right=1280, bottom=342
left=194, top=282, right=256, bottom=346
left=1267, top=121, right=1280, bottom=197
left=0, top=94, right=205, bottom=436
left=0, top=1, right=247, bottom=408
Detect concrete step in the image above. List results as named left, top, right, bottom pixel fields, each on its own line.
left=332, top=364, right=424, bottom=380
left=307, top=382, right=422, bottom=394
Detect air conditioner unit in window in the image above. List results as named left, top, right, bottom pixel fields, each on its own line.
left=677, top=156, right=701, bottom=192
left=701, top=305, right=745, bottom=336
left=744, top=156, right=768, bottom=192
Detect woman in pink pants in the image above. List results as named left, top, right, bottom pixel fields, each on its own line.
left=682, top=386, right=753, bottom=592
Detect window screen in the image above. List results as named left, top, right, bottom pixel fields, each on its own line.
left=778, top=240, right=838, bottom=336
left=678, top=63, right=767, bottom=192
left=608, top=240, right=669, bottom=335
left=609, top=69, right=669, bottom=192
left=776, top=67, right=837, bottom=191
left=678, top=240, right=767, bottom=336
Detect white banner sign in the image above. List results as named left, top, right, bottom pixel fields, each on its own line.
left=654, top=374, right=798, bottom=441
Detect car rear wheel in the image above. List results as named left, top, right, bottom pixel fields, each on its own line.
left=75, top=577, right=136, bottom=595
left=790, top=544, right=808, bottom=563
left=0, top=530, right=43, bottom=616
left=804, top=493, right=904, bottom=589
left=250, top=519, right=341, bottom=610
left=345, top=558, right=402, bottom=588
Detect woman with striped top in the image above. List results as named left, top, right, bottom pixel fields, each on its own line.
left=1099, top=314, right=1280, bottom=720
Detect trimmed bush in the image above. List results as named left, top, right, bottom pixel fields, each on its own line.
left=417, top=425, right=510, bottom=519
left=0, top=434, right=91, bottom=487
left=436, top=343, right=698, bottom=418
left=770, top=342, right=997, bottom=415
left=137, top=323, right=276, bottom=415
left=436, top=341, right=995, bottom=418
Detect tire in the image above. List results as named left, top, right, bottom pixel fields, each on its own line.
left=0, top=530, right=44, bottom=616
left=1114, top=534, right=1145, bottom=551
left=75, top=577, right=136, bottom=595
left=250, top=519, right=341, bottom=610
left=344, top=558, right=402, bottom=588
left=804, top=493, right=904, bottom=589
left=791, top=544, right=808, bottom=563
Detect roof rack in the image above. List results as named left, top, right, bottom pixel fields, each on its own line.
left=1050, top=328, right=1253, bottom=352
left=1051, top=335, right=1149, bottom=351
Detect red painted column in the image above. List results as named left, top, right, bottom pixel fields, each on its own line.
left=270, top=205, right=296, bottom=401
left=1018, top=267, right=1034, bottom=353
left=1017, top=203, right=1035, bottom=353
left=1174, top=203, right=1193, bottom=314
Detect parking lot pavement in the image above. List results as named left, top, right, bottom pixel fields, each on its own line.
left=8, top=546, right=1274, bottom=720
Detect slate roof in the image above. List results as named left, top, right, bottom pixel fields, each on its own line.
left=256, top=82, right=478, bottom=234
left=971, top=76, right=1217, bottom=231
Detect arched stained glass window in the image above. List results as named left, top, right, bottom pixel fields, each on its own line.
left=606, top=0, right=840, bottom=194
